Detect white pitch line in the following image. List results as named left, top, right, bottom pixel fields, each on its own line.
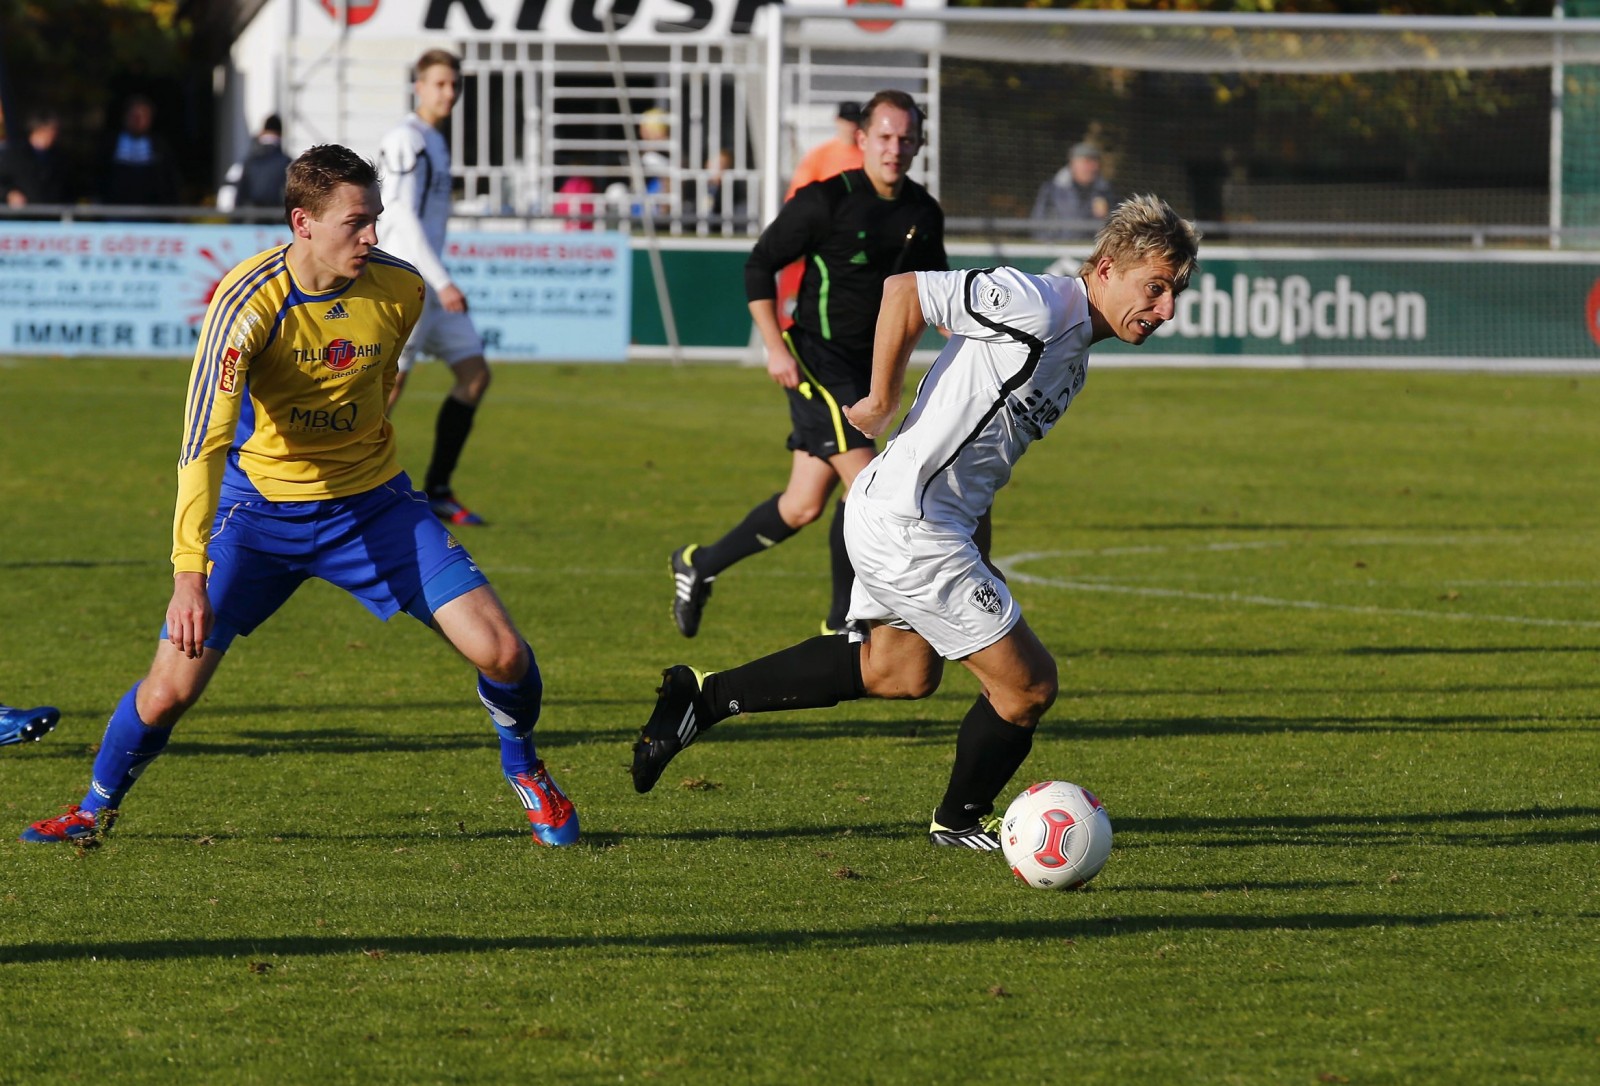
left=1000, top=551, right=1600, bottom=630
left=1443, top=580, right=1600, bottom=589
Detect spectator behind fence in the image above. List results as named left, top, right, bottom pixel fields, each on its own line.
left=102, top=94, right=181, bottom=208
left=638, top=108, right=671, bottom=195
left=554, top=173, right=599, bottom=231
left=605, top=108, right=672, bottom=225
left=786, top=101, right=864, bottom=200
left=1, top=109, right=73, bottom=208
left=217, top=114, right=292, bottom=212
left=1030, top=141, right=1114, bottom=241
left=698, top=148, right=749, bottom=228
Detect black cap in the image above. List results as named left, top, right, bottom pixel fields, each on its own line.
left=838, top=101, right=862, bottom=122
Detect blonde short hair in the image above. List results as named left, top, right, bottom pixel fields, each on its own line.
left=1079, top=194, right=1201, bottom=291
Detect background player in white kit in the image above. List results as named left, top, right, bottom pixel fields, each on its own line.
left=631, top=195, right=1200, bottom=849
left=379, top=49, right=492, bottom=526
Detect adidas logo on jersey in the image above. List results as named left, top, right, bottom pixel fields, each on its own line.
left=323, top=302, right=350, bottom=320
left=850, top=251, right=869, bottom=265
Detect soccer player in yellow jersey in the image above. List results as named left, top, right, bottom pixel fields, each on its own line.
left=20, top=145, right=578, bottom=846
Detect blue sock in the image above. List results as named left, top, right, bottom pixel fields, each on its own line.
left=477, top=643, right=542, bottom=777
left=81, top=683, right=173, bottom=815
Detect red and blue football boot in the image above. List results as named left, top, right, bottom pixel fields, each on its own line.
left=19, top=805, right=108, bottom=844
left=506, top=761, right=579, bottom=847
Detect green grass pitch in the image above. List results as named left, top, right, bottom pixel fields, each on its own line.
left=1, top=358, right=1597, bottom=1085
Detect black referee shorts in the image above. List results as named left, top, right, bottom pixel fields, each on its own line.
left=781, top=328, right=876, bottom=461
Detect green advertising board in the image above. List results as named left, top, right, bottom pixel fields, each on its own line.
left=632, top=243, right=1600, bottom=367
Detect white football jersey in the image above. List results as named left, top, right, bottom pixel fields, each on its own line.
left=376, top=114, right=454, bottom=292
left=853, top=266, right=1094, bottom=531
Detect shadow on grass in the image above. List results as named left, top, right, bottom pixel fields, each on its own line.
left=122, top=821, right=917, bottom=846
left=0, top=558, right=159, bottom=570
left=1053, top=712, right=1600, bottom=738
left=0, top=911, right=1494, bottom=965
left=1072, top=522, right=1501, bottom=533
left=1114, top=805, right=1600, bottom=847
left=654, top=709, right=1594, bottom=745
left=1105, top=879, right=1364, bottom=893
left=1064, top=644, right=1600, bottom=659
left=1059, top=680, right=1600, bottom=699
left=13, top=723, right=641, bottom=760
left=94, top=806, right=1600, bottom=849
left=19, top=706, right=1579, bottom=766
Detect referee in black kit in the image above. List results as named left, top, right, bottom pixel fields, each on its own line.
left=668, top=89, right=949, bottom=641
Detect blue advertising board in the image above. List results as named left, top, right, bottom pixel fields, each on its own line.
left=0, top=224, right=631, bottom=361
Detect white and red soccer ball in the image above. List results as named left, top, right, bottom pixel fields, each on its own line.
left=1001, top=780, right=1113, bottom=890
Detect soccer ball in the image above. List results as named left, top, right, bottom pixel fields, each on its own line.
left=1000, top=780, right=1113, bottom=890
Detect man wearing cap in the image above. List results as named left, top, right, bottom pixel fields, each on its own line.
left=1030, top=141, right=1115, bottom=241
left=787, top=101, right=866, bottom=199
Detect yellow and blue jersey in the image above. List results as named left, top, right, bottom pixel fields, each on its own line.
left=173, top=245, right=424, bottom=574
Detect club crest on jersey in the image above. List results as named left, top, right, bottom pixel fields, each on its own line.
left=218, top=348, right=239, bottom=393
left=971, top=578, right=1004, bottom=616
left=979, top=282, right=1011, bottom=312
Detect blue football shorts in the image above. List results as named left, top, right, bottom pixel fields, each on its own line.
left=165, top=472, right=489, bottom=653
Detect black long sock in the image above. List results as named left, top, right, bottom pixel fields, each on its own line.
left=700, top=636, right=864, bottom=725
left=825, top=498, right=854, bottom=629
left=933, top=696, right=1035, bottom=829
left=694, top=493, right=797, bottom=577
left=425, top=396, right=477, bottom=495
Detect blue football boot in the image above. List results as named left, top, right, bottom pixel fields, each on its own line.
left=0, top=704, right=59, bottom=747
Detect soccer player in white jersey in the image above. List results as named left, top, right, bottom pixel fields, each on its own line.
left=632, top=195, right=1199, bottom=849
left=378, top=49, right=491, bottom=526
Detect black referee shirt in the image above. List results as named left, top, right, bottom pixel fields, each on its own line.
left=745, top=168, right=948, bottom=359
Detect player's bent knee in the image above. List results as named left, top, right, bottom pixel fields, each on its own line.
left=990, top=679, right=1056, bottom=728
left=450, top=356, right=490, bottom=403
left=779, top=497, right=826, bottom=527
left=137, top=677, right=204, bottom=726
left=478, top=635, right=528, bottom=684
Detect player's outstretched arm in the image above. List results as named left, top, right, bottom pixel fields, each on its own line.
left=844, top=273, right=926, bottom=438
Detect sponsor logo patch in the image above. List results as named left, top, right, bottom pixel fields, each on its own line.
left=288, top=403, right=358, bottom=432
left=219, top=348, right=239, bottom=393
left=326, top=338, right=357, bottom=370
left=292, top=340, right=381, bottom=373
left=971, top=578, right=1003, bottom=616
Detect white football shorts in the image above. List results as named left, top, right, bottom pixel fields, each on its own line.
left=397, top=291, right=485, bottom=373
left=844, top=498, right=1020, bottom=660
